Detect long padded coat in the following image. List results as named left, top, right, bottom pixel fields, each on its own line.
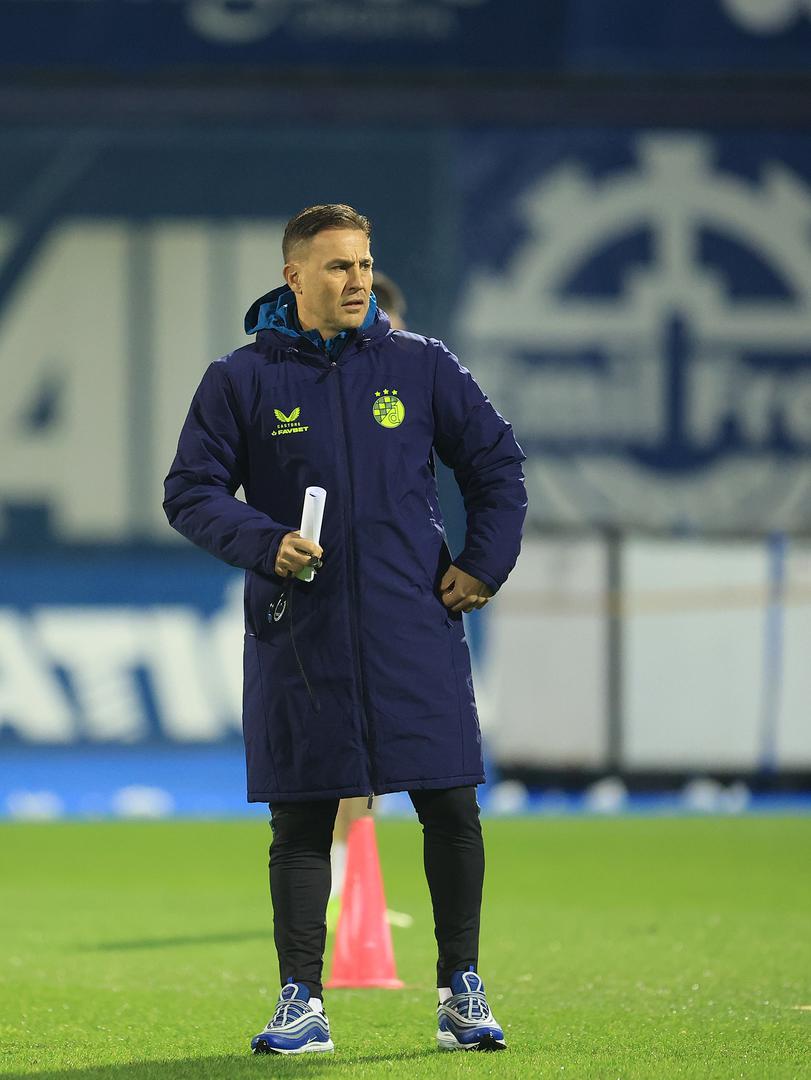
left=163, top=286, right=527, bottom=802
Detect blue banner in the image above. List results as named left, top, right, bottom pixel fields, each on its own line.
left=567, top=0, right=811, bottom=72
left=0, top=551, right=243, bottom=745
left=3, top=126, right=811, bottom=536
left=1, top=0, right=810, bottom=73
left=0, top=0, right=563, bottom=71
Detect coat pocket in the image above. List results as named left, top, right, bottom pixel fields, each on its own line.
left=245, top=571, right=290, bottom=643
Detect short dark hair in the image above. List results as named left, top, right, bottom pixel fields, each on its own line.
left=283, top=204, right=372, bottom=261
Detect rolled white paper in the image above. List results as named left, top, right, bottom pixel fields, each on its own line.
left=296, top=486, right=327, bottom=582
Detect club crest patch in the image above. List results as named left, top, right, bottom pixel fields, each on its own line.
left=372, top=388, right=405, bottom=429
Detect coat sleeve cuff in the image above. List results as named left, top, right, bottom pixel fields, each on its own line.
left=262, top=526, right=295, bottom=579
left=453, top=557, right=500, bottom=596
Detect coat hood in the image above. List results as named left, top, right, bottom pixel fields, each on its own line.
left=244, top=284, right=383, bottom=352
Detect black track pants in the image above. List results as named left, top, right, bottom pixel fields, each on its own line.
left=267, top=786, right=484, bottom=998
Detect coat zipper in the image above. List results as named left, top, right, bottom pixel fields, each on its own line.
left=330, top=356, right=377, bottom=804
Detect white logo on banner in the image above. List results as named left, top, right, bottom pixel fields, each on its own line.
left=0, top=580, right=244, bottom=743
left=0, top=218, right=287, bottom=544
left=458, top=135, right=811, bottom=529
left=722, top=0, right=811, bottom=33
left=185, top=0, right=486, bottom=44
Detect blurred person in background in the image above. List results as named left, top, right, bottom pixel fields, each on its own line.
left=327, top=268, right=408, bottom=928
left=163, top=204, right=526, bottom=1055
left=365, top=269, right=406, bottom=329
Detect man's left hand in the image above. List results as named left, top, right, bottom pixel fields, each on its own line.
left=439, top=565, right=493, bottom=614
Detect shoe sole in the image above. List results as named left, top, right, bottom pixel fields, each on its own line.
left=252, top=1038, right=334, bottom=1055
left=436, top=1030, right=506, bottom=1052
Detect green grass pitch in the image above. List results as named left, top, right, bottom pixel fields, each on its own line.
left=1, top=816, right=809, bottom=1079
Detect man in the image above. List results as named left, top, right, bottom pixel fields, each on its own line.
left=163, top=204, right=526, bottom=1055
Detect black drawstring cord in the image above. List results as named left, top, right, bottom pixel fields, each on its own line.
left=286, top=578, right=321, bottom=713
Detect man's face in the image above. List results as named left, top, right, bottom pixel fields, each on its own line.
left=284, top=228, right=373, bottom=340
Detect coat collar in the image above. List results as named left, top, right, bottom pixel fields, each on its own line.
left=244, top=284, right=387, bottom=360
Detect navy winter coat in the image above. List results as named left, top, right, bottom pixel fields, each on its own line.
left=164, top=286, right=527, bottom=802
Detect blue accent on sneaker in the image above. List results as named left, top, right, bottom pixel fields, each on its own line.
left=436, top=969, right=506, bottom=1051
left=251, top=982, right=334, bottom=1055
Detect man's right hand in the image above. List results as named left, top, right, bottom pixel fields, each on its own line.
left=274, top=531, right=324, bottom=578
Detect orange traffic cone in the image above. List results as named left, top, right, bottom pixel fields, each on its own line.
left=326, top=815, right=404, bottom=989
